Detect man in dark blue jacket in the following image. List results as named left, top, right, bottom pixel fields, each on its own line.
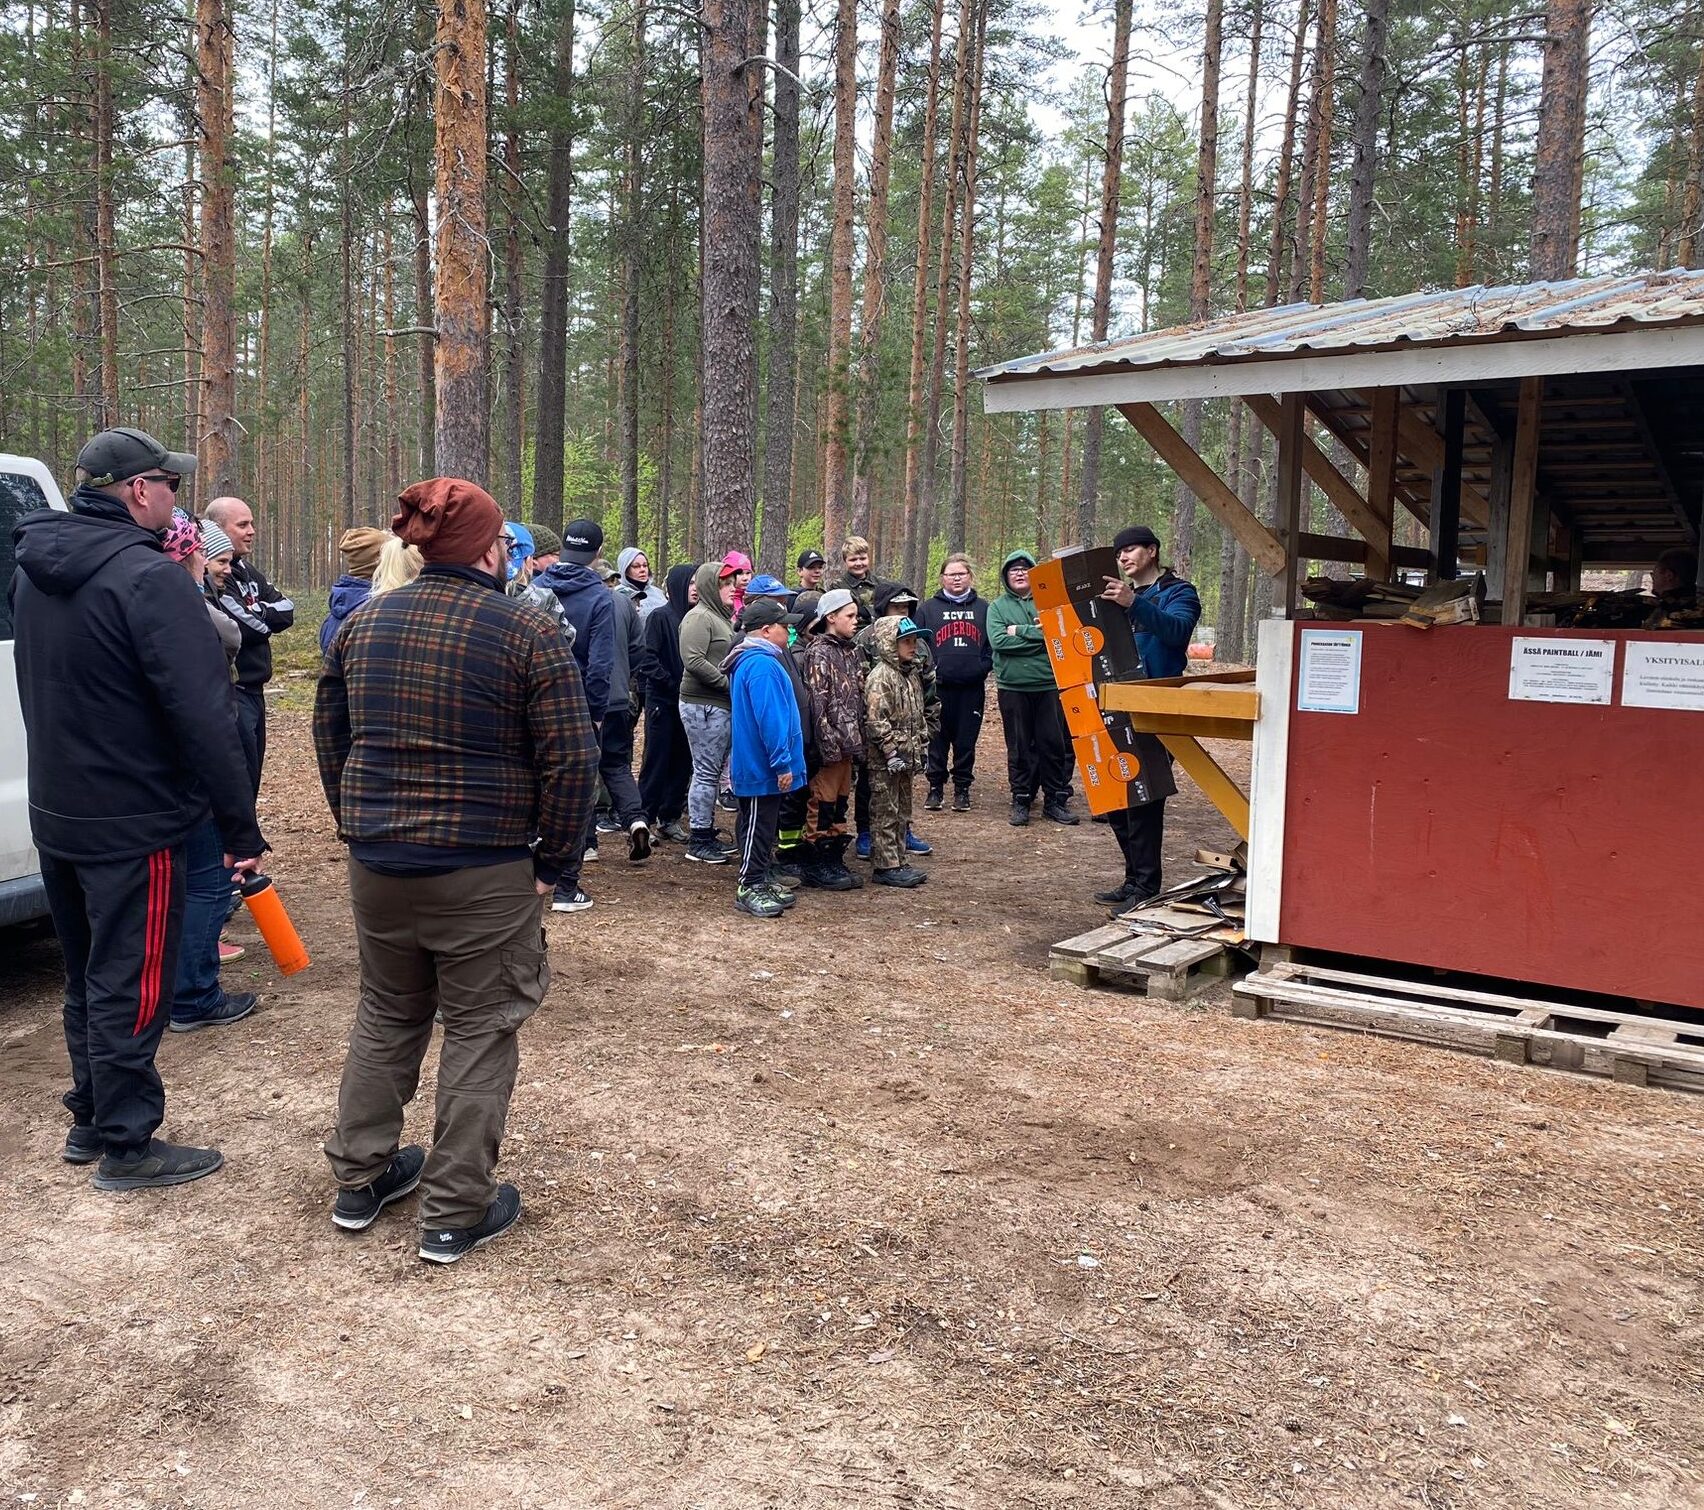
left=12, top=427, right=266, bottom=1190
left=1097, top=524, right=1203, bottom=905
left=534, top=518, right=616, bottom=912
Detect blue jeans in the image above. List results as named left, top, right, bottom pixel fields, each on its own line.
left=172, top=817, right=228, bottom=1018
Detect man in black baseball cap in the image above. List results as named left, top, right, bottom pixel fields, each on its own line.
left=73, top=425, right=199, bottom=489
left=12, top=427, right=264, bottom=1189
left=796, top=549, right=826, bottom=596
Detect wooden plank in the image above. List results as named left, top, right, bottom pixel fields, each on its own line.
left=1115, top=402, right=1288, bottom=577
left=1276, top=392, right=1305, bottom=615
left=1432, top=387, right=1465, bottom=580
left=1245, top=393, right=1388, bottom=547
left=1051, top=924, right=1137, bottom=961
left=1159, top=734, right=1251, bottom=839
left=1501, top=375, right=1543, bottom=623
left=1125, top=714, right=1256, bottom=742
left=1365, top=387, right=1399, bottom=581
left=1098, top=683, right=1260, bottom=721
left=1294, top=532, right=1432, bottom=570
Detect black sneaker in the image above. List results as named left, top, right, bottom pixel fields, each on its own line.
left=717, top=788, right=737, bottom=813
left=686, top=838, right=730, bottom=864
left=551, top=886, right=594, bottom=912
left=924, top=787, right=944, bottom=811
left=169, top=991, right=258, bottom=1033
left=628, top=819, right=653, bottom=863
left=1095, top=880, right=1149, bottom=906
left=658, top=819, right=691, bottom=844
left=91, top=1138, right=223, bottom=1192
left=62, top=1123, right=102, bottom=1165
left=760, top=880, right=798, bottom=909
left=332, top=1145, right=426, bottom=1231
left=595, top=813, right=622, bottom=834
left=418, top=1184, right=523, bottom=1265
left=871, top=865, right=928, bottom=889
left=1043, top=798, right=1079, bottom=826
left=1009, top=802, right=1031, bottom=827
left=734, top=884, right=786, bottom=918
left=952, top=789, right=971, bottom=812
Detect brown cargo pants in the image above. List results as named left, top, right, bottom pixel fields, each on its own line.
left=325, top=858, right=550, bottom=1230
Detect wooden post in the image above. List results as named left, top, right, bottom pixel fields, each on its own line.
left=1501, top=375, right=1543, bottom=623
left=1431, top=387, right=1464, bottom=581
left=1276, top=391, right=1305, bottom=616
left=1365, top=386, right=1398, bottom=581
left=1245, top=393, right=1386, bottom=546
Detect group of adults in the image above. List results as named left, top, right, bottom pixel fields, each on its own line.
left=11, top=424, right=1199, bottom=1266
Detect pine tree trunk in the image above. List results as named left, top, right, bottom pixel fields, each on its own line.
left=897, top=0, right=948, bottom=583
left=699, top=0, right=763, bottom=552
left=194, top=0, right=238, bottom=492
left=822, top=0, right=858, bottom=552
left=1174, top=0, right=1222, bottom=574
left=1306, top=0, right=1336, bottom=300
left=256, top=0, right=280, bottom=499
left=1530, top=0, right=1590, bottom=279
left=1076, top=0, right=1132, bottom=549
left=850, top=0, right=903, bottom=541
left=92, top=0, right=119, bottom=425
left=760, top=0, right=803, bottom=567
left=532, top=0, right=576, bottom=524
left=339, top=0, right=358, bottom=512
left=618, top=0, right=646, bottom=548
left=382, top=218, right=400, bottom=503
left=501, top=0, right=527, bottom=517
left=1268, top=0, right=1311, bottom=306
left=945, top=0, right=986, bottom=555
left=1343, top=0, right=1387, bottom=297
left=434, top=0, right=491, bottom=485
left=1679, top=25, right=1704, bottom=266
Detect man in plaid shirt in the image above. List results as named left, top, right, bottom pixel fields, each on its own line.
left=314, top=478, right=596, bottom=1264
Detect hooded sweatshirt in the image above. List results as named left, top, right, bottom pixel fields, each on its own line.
left=605, top=577, right=650, bottom=714
left=640, top=562, right=695, bottom=703
left=617, top=546, right=668, bottom=618
left=862, top=617, right=928, bottom=769
left=535, top=558, right=616, bottom=720
left=1127, top=568, right=1203, bottom=680
left=986, top=549, right=1055, bottom=692
left=724, top=635, right=806, bottom=797
left=678, top=559, right=735, bottom=708
left=10, top=485, right=265, bottom=862
left=321, top=574, right=372, bottom=653
left=918, top=585, right=992, bottom=686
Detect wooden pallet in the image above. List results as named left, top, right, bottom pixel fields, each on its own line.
left=1050, top=923, right=1246, bottom=1001
left=1233, top=961, right=1704, bottom=1093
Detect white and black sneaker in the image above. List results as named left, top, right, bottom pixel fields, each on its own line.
left=551, top=886, right=593, bottom=913
left=418, top=1184, right=523, bottom=1264
left=332, top=1145, right=426, bottom=1231
left=628, top=819, right=652, bottom=863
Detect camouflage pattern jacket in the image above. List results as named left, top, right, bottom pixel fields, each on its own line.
left=862, top=617, right=928, bottom=770
left=803, top=631, right=866, bottom=764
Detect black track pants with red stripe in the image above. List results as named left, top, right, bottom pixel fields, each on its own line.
left=40, top=846, right=186, bottom=1157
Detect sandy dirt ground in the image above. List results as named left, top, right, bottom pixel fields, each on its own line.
left=2, top=700, right=1701, bottom=1509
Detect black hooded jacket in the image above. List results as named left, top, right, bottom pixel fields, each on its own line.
left=640, top=563, right=695, bottom=703
left=10, top=486, right=265, bottom=863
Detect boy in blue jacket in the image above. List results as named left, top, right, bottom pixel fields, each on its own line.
left=725, top=598, right=807, bottom=919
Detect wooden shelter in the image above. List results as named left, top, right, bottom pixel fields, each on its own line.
left=978, top=271, right=1704, bottom=1020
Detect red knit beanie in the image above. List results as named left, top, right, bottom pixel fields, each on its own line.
left=391, top=478, right=504, bottom=566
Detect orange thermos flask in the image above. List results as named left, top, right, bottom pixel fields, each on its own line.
left=240, top=874, right=311, bottom=976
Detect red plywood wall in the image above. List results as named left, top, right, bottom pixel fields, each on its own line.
left=1277, top=625, right=1704, bottom=1008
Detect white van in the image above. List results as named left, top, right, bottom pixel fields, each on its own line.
left=0, top=454, right=68, bottom=926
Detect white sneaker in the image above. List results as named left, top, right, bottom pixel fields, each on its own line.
left=582, top=844, right=599, bottom=864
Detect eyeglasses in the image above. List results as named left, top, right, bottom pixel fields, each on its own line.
left=136, top=473, right=182, bottom=492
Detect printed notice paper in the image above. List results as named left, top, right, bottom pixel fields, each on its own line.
left=1297, top=628, right=1363, bottom=714
left=1508, top=636, right=1615, bottom=705
left=1622, top=640, right=1704, bottom=711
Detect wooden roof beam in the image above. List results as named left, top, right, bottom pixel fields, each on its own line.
left=1114, top=402, right=1288, bottom=576
left=1243, top=393, right=1390, bottom=547
left=1615, top=378, right=1695, bottom=542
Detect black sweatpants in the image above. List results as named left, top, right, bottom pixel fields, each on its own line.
left=853, top=759, right=870, bottom=837
left=638, top=696, right=691, bottom=823
left=926, top=682, right=985, bottom=794
left=735, top=793, right=782, bottom=888
left=234, top=684, right=266, bottom=796
left=996, top=686, right=1073, bottom=806
left=1109, top=801, right=1166, bottom=897
left=40, top=845, right=187, bottom=1156
left=599, top=707, right=645, bottom=827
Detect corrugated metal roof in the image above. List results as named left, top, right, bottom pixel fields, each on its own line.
left=976, top=269, right=1704, bottom=383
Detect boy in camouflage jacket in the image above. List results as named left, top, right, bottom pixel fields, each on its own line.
left=862, top=615, right=931, bottom=888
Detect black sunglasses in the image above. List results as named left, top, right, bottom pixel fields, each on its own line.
left=135, top=473, right=182, bottom=492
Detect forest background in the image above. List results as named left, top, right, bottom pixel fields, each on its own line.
left=0, top=0, right=1690, bottom=656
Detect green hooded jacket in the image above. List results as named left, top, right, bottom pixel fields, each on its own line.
left=986, top=550, right=1055, bottom=692
left=679, top=559, right=735, bottom=707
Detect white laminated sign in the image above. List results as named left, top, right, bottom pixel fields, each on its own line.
left=1622, top=640, right=1704, bottom=711
left=1507, top=637, right=1615, bottom=706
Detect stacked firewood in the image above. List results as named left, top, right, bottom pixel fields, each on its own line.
left=1526, top=589, right=1650, bottom=629
left=1302, top=574, right=1483, bottom=628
